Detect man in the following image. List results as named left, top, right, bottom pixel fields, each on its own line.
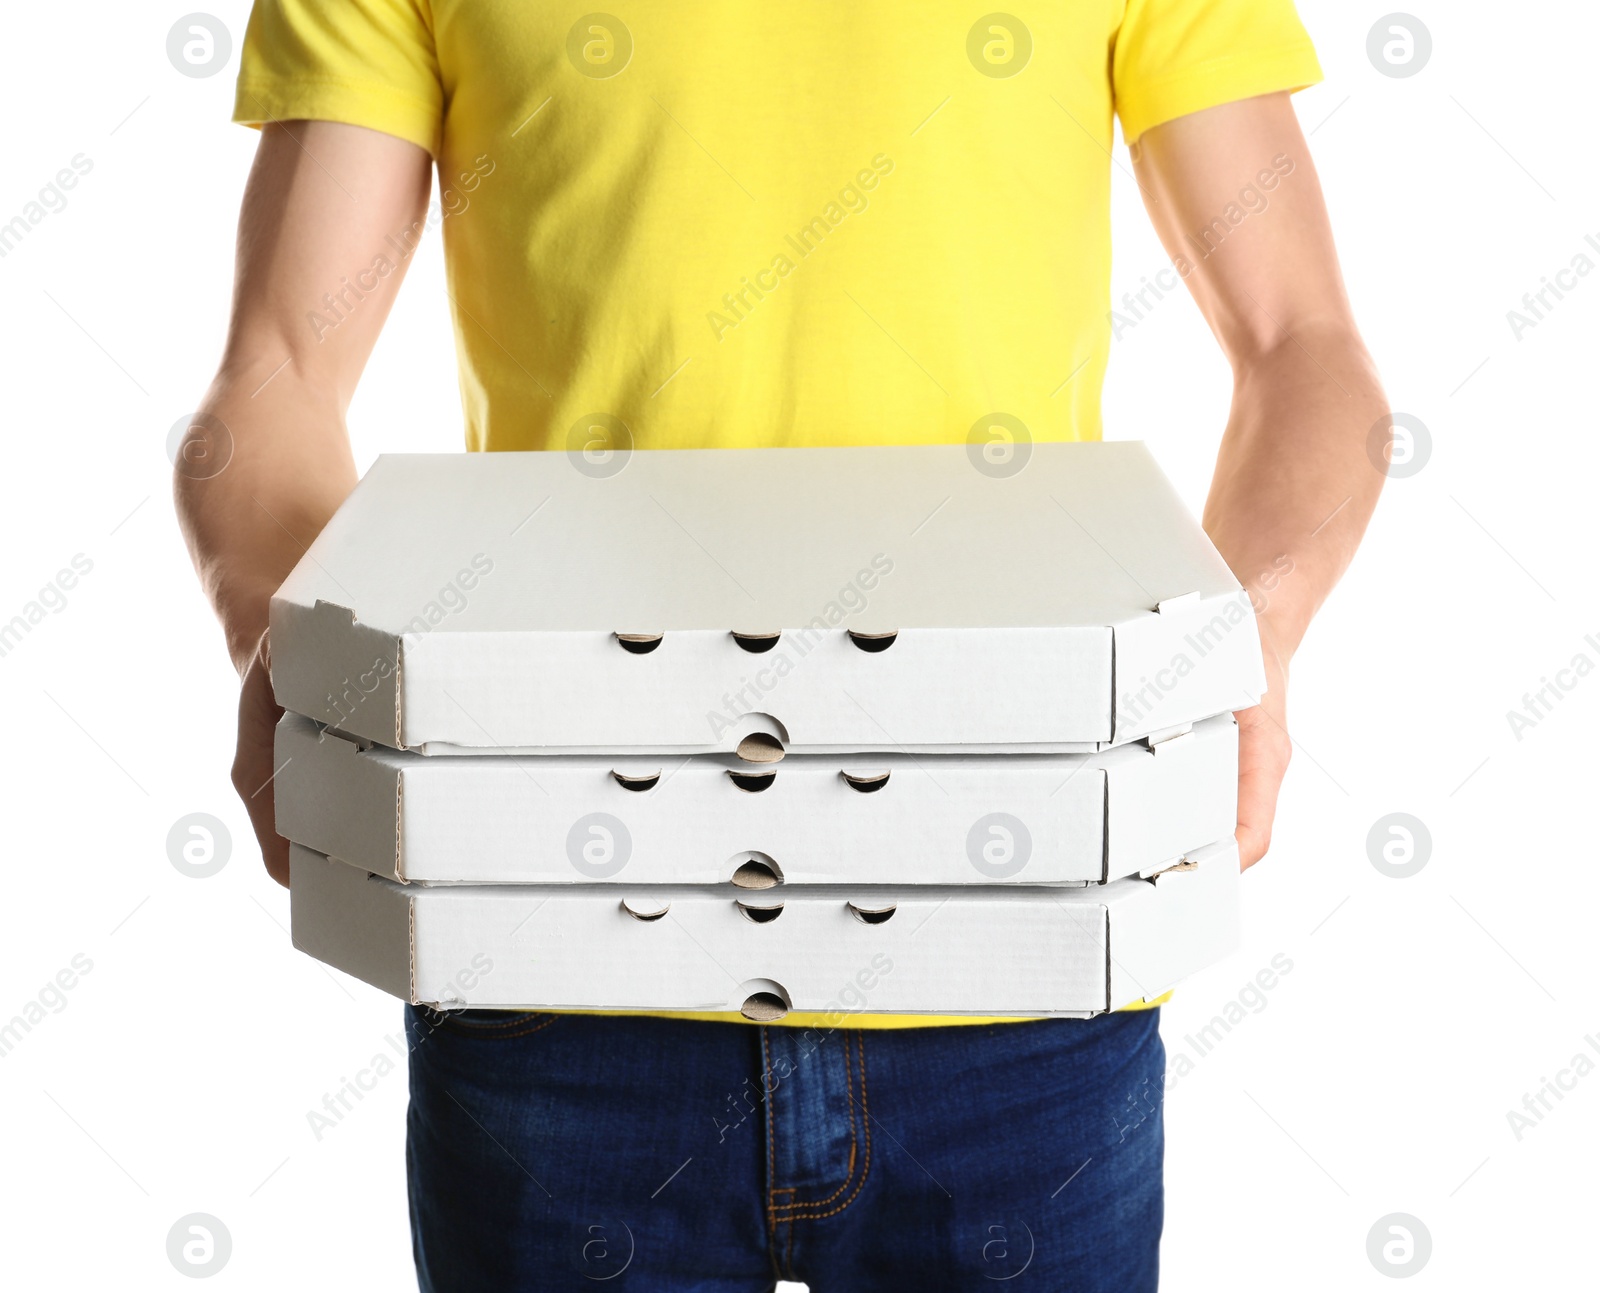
left=176, top=3, right=1386, bottom=1288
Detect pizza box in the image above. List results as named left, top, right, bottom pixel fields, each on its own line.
left=270, top=444, right=1265, bottom=755
left=288, top=836, right=1241, bottom=1018
left=275, top=710, right=1237, bottom=886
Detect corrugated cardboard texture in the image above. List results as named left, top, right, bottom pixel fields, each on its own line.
left=289, top=847, right=414, bottom=998
left=1110, top=838, right=1241, bottom=1004
left=287, top=838, right=1239, bottom=1016
left=275, top=712, right=1238, bottom=886
left=270, top=444, right=1261, bottom=753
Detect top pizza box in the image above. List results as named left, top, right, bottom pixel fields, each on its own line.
left=269, top=443, right=1264, bottom=755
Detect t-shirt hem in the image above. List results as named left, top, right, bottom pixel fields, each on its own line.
left=1117, top=42, right=1324, bottom=144
left=539, top=991, right=1172, bottom=1028
left=233, top=76, right=441, bottom=157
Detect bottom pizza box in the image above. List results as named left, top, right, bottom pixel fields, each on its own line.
left=289, top=837, right=1239, bottom=1019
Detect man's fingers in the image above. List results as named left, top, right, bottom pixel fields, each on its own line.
left=233, top=639, right=289, bottom=887
left=234, top=762, right=289, bottom=886
left=233, top=740, right=290, bottom=887
left=1234, top=702, right=1291, bottom=871
left=1235, top=745, right=1276, bottom=869
left=1235, top=787, right=1275, bottom=870
left=261, top=831, right=291, bottom=888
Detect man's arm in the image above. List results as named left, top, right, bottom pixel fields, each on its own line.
left=175, top=121, right=431, bottom=884
left=1131, top=92, right=1388, bottom=869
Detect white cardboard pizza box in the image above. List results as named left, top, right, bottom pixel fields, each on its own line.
left=288, top=837, right=1240, bottom=1018
left=270, top=444, right=1264, bottom=755
left=275, top=710, right=1237, bottom=886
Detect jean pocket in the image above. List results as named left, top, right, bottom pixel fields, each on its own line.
left=417, top=1006, right=562, bottom=1040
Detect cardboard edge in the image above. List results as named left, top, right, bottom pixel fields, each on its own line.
left=1105, top=714, right=1238, bottom=881
left=289, top=844, right=415, bottom=1000
left=274, top=713, right=406, bottom=882
left=1109, top=591, right=1265, bottom=743
left=1099, top=771, right=1112, bottom=886
left=1108, top=836, right=1240, bottom=1005
left=1103, top=906, right=1113, bottom=1014
left=268, top=595, right=404, bottom=747
left=394, top=762, right=407, bottom=884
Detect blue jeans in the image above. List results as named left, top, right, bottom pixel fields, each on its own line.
left=406, top=1007, right=1163, bottom=1291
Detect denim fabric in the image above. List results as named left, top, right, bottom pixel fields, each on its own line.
left=406, top=1007, right=1163, bottom=1291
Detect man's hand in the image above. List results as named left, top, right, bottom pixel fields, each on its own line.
left=175, top=121, right=431, bottom=880
left=1131, top=93, right=1388, bottom=871
left=1235, top=636, right=1291, bottom=871
left=232, top=634, right=289, bottom=886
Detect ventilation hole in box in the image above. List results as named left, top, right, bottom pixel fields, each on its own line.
left=611, top=769, right=661, bottom=792
left=736, top=732, right=786, bottom=764
left=846, top=629, right=898, bottom=653
left=614, top=632, right=663, bottom=655
left=848, top=902, right=897, bottom=925
left=840, top=770, right=890, bottom=793
left=731, top=631, right=781, bottom=654
left=741, top=991, right=789, bottom=1022
left=727, top=769, right=777, bottom=793
left=730, top=855, right=782, bottom=889
left=620, top=898, right=670, bottom=921
left=736, top=900, right=785, bottom=923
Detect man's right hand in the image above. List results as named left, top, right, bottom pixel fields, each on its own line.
left=232, top=633, right=289, bottom=886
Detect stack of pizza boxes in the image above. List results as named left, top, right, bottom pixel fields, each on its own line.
left=273, top=443, right=1259, bottom=1020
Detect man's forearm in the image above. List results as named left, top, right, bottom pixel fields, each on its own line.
left=175, top=356, right=356, bottom=675
left=1204, top=322, right=1388, bottom=668
left=177, top=121, right=430, bottom=677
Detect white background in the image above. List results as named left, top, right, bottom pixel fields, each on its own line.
left=1, top=2, right=1596, bottom=1288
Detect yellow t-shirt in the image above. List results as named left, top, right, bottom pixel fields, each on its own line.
left=235, top=0, right=1318, bottom=1026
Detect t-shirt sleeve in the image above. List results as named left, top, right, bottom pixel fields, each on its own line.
left=232, top=0, right=443, bottom=156
left=1112, top=0, right=1322, bottom=144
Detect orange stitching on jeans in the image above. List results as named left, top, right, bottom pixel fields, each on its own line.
left=770, top=1030, right=859, bottom=1216
left=762, top=1028, right=785, bottom=1280
left=763, top=1029, right=777, bottom=1216
left=771, top=1030, right=870, bottom=1222
left=778, top=1032, right=873, bottom=1223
